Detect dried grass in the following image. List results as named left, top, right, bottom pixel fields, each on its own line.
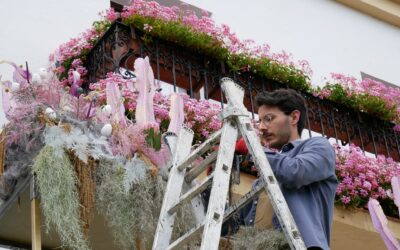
left=231, top=227, right=289, bottom=250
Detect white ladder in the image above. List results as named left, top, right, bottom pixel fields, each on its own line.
left=152, top=78, right=306, bottom=250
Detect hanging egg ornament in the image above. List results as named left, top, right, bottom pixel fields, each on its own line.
left=32, top=73, right=41, bottom=84
left=102, top=105, right=112, bottom=116
left=39, top=68, right=48, bottom=79
left=101, top=123, right=113, bottom=137
left=11, top=82, right=20, bottom=92
left=45, top=107, right=57, bottom=120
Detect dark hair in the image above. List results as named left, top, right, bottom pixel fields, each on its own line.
left=255, top=88, right=307, bottom=136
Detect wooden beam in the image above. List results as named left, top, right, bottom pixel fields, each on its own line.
left=31, top=178, right=41, bottom=250
left=336, top=0, right=400, bottom=28
left=31, top=199, right=41, bottom=250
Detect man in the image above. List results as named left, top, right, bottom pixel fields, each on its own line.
left=241, top=89, right=337, bottom=250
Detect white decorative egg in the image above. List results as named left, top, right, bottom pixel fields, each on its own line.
left=32, top=73, right=41, bottom=84
left=101, top=123, right=113, bottom=137
left=45, top=107, right=57, bottom=120
left=11, top=82, right=20, bottom=92
left=39, top=68, right=48, bottom=79
left=102, top=105, right=112, bottom=116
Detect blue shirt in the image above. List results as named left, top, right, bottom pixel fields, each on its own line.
left=244, top=136, right=337, bottom=250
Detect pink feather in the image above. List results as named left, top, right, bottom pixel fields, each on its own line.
left=168, top=93, right=184, bottom=134
left=1, top=80, right=14, bottom=120
left=134, top=56, right=156, bottom=126
left=0, top=60, right=31, bottom=86
left=368, top=198, right=400, bottom=250
left=391, top=176, right=400, bottom=217
left=106, top=81, right=127, bottom=127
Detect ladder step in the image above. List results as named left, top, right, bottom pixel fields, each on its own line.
left=223, top=182, right=264, bottom=219
left=168, top=174, right=214, bottom=215
left=167, top=222, right=204, bottom=250
left=185, top=151, right=218, bottom=183
left=176, top=130, right=222, bottom=171
left=168, top=184, right=264, bottom=250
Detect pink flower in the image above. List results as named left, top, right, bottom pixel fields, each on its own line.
left=341, top=196, right=351, bottom=204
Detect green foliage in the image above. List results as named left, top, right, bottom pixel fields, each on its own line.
left=124, top=15, right=228, bottom=60
left=123, top=15, right=310, bottom=92
left=145, top=127, right=162, bottom=151
left=159, top=118, right=170, bottom=132
left=357, top=93, right=396, bottom=121
left=33, top=145, right=89, bottom=250
left=319, top=84, right=397, bottom=123
left=231, top=227, right=290, bottom=250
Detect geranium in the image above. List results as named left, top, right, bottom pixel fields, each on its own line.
left=121, top=0, right=312, bottom=91
left=335, top=144, right=400, bottom=217
left=315, top=73, right=400, bottom=130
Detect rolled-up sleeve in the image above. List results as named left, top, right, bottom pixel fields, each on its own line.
left=265, top=137, right=336, bottom=189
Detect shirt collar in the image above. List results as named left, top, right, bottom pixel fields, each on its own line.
left=281, top=139, right=302, bottom=153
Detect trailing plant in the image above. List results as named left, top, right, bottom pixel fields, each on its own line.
left=231, top=227, right=289, bottom=250
left=96, top=156, right=196, bottom=250
left=33, top=145, right=89, bottom=250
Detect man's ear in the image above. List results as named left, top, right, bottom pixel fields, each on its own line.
left=290, top=110, right=301, bottom=125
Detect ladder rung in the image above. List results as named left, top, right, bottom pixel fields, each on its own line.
left=168, top=174, right=214, bottom=215
left=176, top=130, right=222, bottom=171
left=185, top=151, right=218, bottom=183
left=167, top=222, right=204, bottom=250
left=168, top=183, right=264, bottom=250
left=223, top=182, right=264, bottom=219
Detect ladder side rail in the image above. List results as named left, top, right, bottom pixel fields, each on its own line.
left=237, top=115, right=306, bottom=250
left=199, top=118, right=239, bottom=250
left=152, top=128, right=194, bottom=250
left=168, top=179, right=264, bottom=250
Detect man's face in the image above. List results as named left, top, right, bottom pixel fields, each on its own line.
left=257, top=105, right=294, bottom=150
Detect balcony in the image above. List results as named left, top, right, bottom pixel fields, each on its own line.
left=86, top=21, right=400, bottom=161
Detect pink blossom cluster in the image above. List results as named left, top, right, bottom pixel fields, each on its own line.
left=315, top=73, right=400, bottom=128
left=50, top=9, right=119, bottom=87
left=330, top=73, right=400, bottom=104
left=181, top=95, right=222, bottom=142
left=335, top=144, right=400, bottom=209
left=89, top=73, right=222, bottom=144
left=121, top=0, right=180, bottom=22
left=120, top=0, right=312, bottom=77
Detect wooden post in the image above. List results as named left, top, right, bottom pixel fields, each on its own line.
left=31, top=175, right=42, bottom=250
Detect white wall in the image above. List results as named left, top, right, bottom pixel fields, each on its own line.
left=185, top=0, right=400, bottom=86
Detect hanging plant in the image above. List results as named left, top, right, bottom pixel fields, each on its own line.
left=33, top=145, right=89, bottom=250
